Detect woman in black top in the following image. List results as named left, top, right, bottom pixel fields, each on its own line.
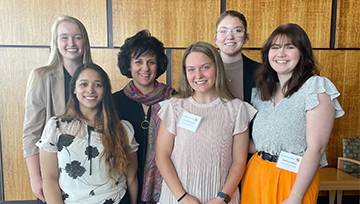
left=113, top=30, right=176, bottom=204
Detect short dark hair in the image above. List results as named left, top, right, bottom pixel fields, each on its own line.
left=117, top=29, right=168, bottom=79
left=255, top=23, right=320, bottom=100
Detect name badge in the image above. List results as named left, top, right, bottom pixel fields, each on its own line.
left=178, top=111, right=202, bottom=132
left=276, top=151, right=302, bottom=173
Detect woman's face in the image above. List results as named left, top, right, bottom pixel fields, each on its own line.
left=130, top=52, right=158, bottom=94
left=268, top=36, right=301, bottom=79
left=57, top=21, right=84, bottom=64
left=185, top=52, right=216, bottom=96
left=74, top=69, right=104, bottom=115
left=215, top=16, right=248, bottom=57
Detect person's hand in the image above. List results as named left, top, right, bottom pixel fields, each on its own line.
left=30, top=179, right=45, bottom=202
left=180, top=194, right=201, bottom=204
left=206, top=196, right=226, bottom=204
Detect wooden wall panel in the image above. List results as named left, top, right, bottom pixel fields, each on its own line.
left=0, top=48, right=49, bottom=200
left=171, top=50, right=186, bottom=89
left=112, top=0, right=220, bottom=48
left=0, top=0, right=107, bottom=46
left=314, top=50, right=360, bottom=167
left=242, top=49, right=262, bottom=63
left=336, top=0, right=360, bottom=48
left=91, top=48, right=166, bottom=92
left=227, top=0, right=332, bottom=48
left=91, top=49, right=131, bottom=92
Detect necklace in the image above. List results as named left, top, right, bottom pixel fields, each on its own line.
left=139, top=103, right=150, bottom=129
left=228, top=68, right=240, bottom=82
left=141, top=115, right=150, bottom=129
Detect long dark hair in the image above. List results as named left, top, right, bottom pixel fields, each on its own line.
left=255, top=23, right=320, bottom=100
left=61, top=63, right=131, bottom=180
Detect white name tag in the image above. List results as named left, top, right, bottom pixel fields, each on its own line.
left=276, top=151, right=302, bottom=173
left=178, top=111, right=202, bottom=132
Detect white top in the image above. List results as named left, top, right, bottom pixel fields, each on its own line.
left=37, top=117, right=139, bottom=204
left=158, top=97, right=257, bottom=204
left=251, top=76, right=345, bottom=167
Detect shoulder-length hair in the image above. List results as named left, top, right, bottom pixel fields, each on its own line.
left=117, top=29, right=168, bottom=79
left=254, top=23, right=320, bottom=101
left=26, top=15, right=92, bottom=95
left=61, top=63, right=131, bottom=180
left=176, top=41, right=234, bottom=102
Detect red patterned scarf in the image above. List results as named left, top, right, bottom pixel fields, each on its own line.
left=124, top=80, right=175, bottom=202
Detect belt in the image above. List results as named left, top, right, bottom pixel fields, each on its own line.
left=258, top=151, right=278, bottom=162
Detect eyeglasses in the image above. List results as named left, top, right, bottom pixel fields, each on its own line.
left=217, top=28, right=246, bottom=38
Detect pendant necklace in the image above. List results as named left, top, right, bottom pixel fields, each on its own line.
left=139, top=103, right=150, bottom=129
left=228, top=68, right=240, bottom=82
left=141, top=115, right=150, bottom=129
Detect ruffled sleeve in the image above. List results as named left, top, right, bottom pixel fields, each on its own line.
left=36, top=117, right=60, bottom=152
left=234, top=100, right=257, bottom=135
left=158, top=98, right=176, bottom=135
left=121, top=120, right=139, bottom=153
left=304, top=76, right=345, bottom=118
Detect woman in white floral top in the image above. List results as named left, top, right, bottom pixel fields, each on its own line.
left=37, top=63, right=139, bottom=204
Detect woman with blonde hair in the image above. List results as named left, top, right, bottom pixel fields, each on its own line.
left=156, top=42, right=256, bottom=204
left=22, top=15, right=92, bottom=203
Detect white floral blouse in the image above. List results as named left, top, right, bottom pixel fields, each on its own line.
left=37, top=117, right=138, bottom=204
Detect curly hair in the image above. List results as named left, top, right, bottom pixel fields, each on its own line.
left=254, top=23, right=320, bottom=101
left=61, top=63, right=131, bottom=180
left=117, top=29, right=168, bottom=79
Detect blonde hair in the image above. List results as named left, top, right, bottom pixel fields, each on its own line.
left=176, top=42, right=234, bottom=102
left=26, top=15, right=92, bottom=94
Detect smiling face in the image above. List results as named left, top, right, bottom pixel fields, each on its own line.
left=185, top=52, right=217, bottom=98
left=74, top=69, right=104, bottom=116
left=57, top=21, right=84, bottom=64
left=268, top=36, right=301, bottom=80
left=215, top=16, right=248, bottom=60
left=130, top=52, right=157, bottom=94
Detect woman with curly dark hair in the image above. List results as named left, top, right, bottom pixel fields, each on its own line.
left=38, top=63, right=138, bottom=204
left=113, top=30, right=176, bottom=203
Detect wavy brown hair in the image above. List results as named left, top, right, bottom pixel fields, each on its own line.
left=176, top=42, right=234, bottom=102
left=254, top=23, right=320, bottom=101
left=60, top=63, right=131, bottom=180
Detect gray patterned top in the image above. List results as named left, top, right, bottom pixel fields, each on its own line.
left=251, top=76, right=344, bottom=167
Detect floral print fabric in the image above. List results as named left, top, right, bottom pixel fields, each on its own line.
left=37, top=117, right=138, bottom=204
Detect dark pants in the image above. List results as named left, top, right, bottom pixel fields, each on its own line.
left=37, top=199, right=46, bottom=204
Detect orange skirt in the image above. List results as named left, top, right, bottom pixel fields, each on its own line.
left=241, top=153, right=319, bottom=204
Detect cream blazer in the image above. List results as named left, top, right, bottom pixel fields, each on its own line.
left=22, top=65, right=66, bottom=158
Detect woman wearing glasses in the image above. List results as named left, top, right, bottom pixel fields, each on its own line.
left=215, top=10, right=260, bottom=103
